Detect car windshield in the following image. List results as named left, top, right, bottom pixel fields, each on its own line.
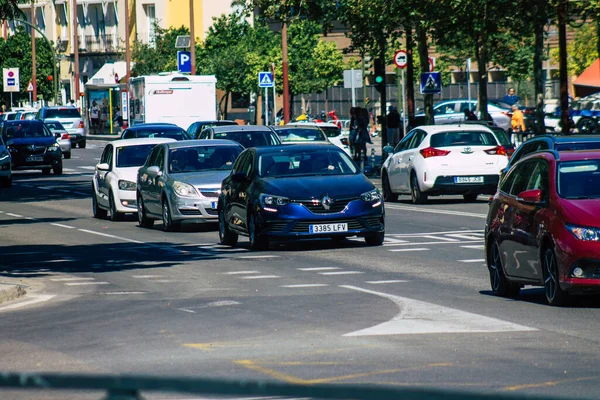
left=430, top=131, right=497, bottom=147
left=555, top=141, right=600, bottom=151
left=3, top=123, right=51, bottom=138
left=490, top=128, right=511, bottom=146
left=44, top=121, right=66, bottom=131
left=129, top=128, right=189, bottom=140
left=275, top=127, right=328, bottom=142
left=258, top=148, right=358, bottom=177
left=319, top=126, right=342, bottom=138
left=169, top=145, right=241, bottom=173
left=213, top=131, right=272, bottom=147
left=116, top=144, right=158, bottom=168
left=557, top=160, right=600, bottom=199
left=44, top=108, right=81, bottom=118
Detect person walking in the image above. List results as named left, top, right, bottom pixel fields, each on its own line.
left=386, top=106, right=401, bottom=147
left=510, top=104, right=527, bottom=145
left=90, top=101, right=100, bottom=134
left=503, top=87, right=519, bottom=106
left=353, top=107, right=372, bottom=164
left=463, top=108, right=478, bottom=121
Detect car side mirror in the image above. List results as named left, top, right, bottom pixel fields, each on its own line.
left=362, top=165, right=376, bottom=176
left=231, top=171, right=247, bottom=183
left=516, top=189, right=545, bottom=205
left=97, top=163, right=110, bottom=171
left=383, top=145, right=394, bottom=154
left=146, top=166, right=162, bottom=177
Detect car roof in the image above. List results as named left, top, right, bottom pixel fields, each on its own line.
left=126, top=123, right=183, bottom=131
left=210, top=125, right=273, bottom=133
left=3, top=120, right=43, bottom=126
left=192, top=120, right=237, bottom=125
left=254, top=143, right=343, bottom=154
left=164, top=139, right=242, bottom=149
left=412, top=124, right=494, bottom=134
left=108, top=138, right=177, bottom=147
left=285, top=122, right=339, bottom=128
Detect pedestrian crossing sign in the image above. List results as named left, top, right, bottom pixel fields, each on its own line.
left=258, top=72, right=274, bottom=88
left=420, top=72, right=441, bottom=94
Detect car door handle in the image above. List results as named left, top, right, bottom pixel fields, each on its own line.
left=408, top=156, right=413, bottom=161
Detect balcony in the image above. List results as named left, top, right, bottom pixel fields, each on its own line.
left=80, top=34, right=118, bottom=53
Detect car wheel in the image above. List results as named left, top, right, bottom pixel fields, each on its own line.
left=410, top=173, right=427, bottom=204
left=543, top=246, right=568, bottom=306
left=42, top=168, right=51, bottom=175
left=463, top=193, right=478, bottom=202
left=248, top=212, right=268, bottom=251
left=0, top=176, right=11, bottom=188
left=92, top=187, right=107, bottom=219
left=576, top=117, right=597, bottom=135
left=162, top=198, right=180, bottom=232
left=487, top=239, right=520, bottom=298
left=64, top=151, right=71, bottom=159
left=382, top=172, right=398, bottom=202
left=137, top=193, right=154, bottom=228
left=365, top=231, right=385, bottom=246
left=109, top=191, right=123, bottom=221
left=218, top=208, right=238, bottom=246
left=53, top=162, right=63, bottom=175
left=79, top=141, right=87, bottom=149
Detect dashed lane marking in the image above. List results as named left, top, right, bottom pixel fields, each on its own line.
left=50, top=223, right=76, bottom=229
left=224, top=271, right=260, bottom=275
left=280, top=284, right=329, bottom=288
left=298, top=267, right=340, bottom=271
left=389, top=247, right=430, bottom=252
left=459, top=259, right=486, bottom=263
left=366, top=280, right=409, bottom=284
left=50, top=277, right=95, bottom=282
left=77, top=228, right=144, bottom=244
left=5, top=213, right=23, bottom=217
left=319, top=271, right=363, bottom=276
left=461, top=245, right=485, bottom=250
left=241, top=275, right=281, bottom=279
left=64, top=281, right=110, bottom=286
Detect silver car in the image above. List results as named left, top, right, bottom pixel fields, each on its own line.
left=136, top=139, right=244, bottom=231
left=44, top=119, right=72, bottom=159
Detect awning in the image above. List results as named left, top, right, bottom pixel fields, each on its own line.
left=86, top=61, right=131, bottom=85
left=573, top=58, right=600, bottom=97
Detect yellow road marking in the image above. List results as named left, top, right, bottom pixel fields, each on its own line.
left=183, top=342, right=260, bottom=351
left=504, top=376, right=599, bottom=391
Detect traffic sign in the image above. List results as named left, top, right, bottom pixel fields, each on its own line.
left=343, top=69, right=363, bottom=89
left=420, top=72, right=442, bottom=94
left=177, top=51, right=192, bottom=73
left=3, top=68, right=20, bottom=93
left=26, top=81, right=34, bottom=92
left=258, top=71, right=273, bottom=88
left=394, top=50, right=407, bottom=69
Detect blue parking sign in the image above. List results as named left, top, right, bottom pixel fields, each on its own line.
left=177, top=51, right=192, bottom=73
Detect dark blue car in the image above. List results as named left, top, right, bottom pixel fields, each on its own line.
left=218, top=144, right=385, bottom=250
left=1, top=120, right=63, bottom=175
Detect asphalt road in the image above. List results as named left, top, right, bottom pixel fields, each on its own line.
left=2, top=141, right=600, bottom=400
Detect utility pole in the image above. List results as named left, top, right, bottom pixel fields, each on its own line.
left=282, top=21, right=290, bottom=123
left=72, top=0, right=80, bottom=104
left=558, top=0, right=569, bottom=135
left=31, top=0, right=37, bottom=103
left=189, top=0, right=196, bottom=75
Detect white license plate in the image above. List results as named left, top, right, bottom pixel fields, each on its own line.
left=26, top=156, right=43, bottom=162
left=454, top=176, right=484, bottom=184
left=211, top=201, right=218, bottom=209
left=309, top=223, right=348, bottom=234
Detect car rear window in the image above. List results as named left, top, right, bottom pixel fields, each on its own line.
left=430, top=131, right=497, bottom=147
left=275, top=127, right=328, bottom=142
left=128, top=128, right=189, bottom=140
left=556, top=142, right=600, bottom=151
left=558, top=160, right=600, bottom=199
left=169, top=145, right=242, bottom=173
left=44, top=108, right=82, bottom=119
left=214, top=131, right=271, bottom=148
left=319, top=126, right=342, bottom=138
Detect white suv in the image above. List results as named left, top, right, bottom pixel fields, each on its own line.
left=381, top=124, right=509, bottom=203
left=37, top=106, right=87, bottom=148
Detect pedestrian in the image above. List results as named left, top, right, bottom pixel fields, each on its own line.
left=510, top=103, right=526, bottom=144
left=348, top=107, right=358, bottom=156
left=503, top=87, right=519, bottom=106
left=463, top=108, right=478, bottom=121
left=90, top=101, right=100, bottom=134
left=353, top=107, right=372, bottom=163
left=386, top=106, right=401, bottom=147
left=69, top=99, right=76, bottom=107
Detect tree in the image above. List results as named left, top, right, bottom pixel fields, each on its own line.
left=131, top=25, right=189, bottom=76
left=0, top=0, right=22, bottom=20
left=551, top=21, right=598, bottom=76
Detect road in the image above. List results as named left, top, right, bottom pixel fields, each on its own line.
left=1, top=140, right=600, bottom=400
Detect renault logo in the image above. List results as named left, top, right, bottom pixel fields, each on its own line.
left=30, top=145, right=36, bottom=151
left=322, top=195, right=333, bottom=210
left=462, top=147, right=473, bottom=154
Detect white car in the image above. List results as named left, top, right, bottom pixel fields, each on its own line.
left=93, top=138, right=176, bottom=220
left=279, top=122, right=351, bottom=155
left=381, top=124, right=509, bottom=203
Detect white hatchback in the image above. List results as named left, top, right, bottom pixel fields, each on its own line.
left=92, top=138, right=176, bottom=220
left=381, top=124, right=509, bottom=203
left=283, top=122, right=350, bottom=155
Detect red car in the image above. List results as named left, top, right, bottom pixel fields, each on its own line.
left=485, top=149, right=600, bottom=306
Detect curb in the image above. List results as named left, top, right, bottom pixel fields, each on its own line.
left=0, top=283, right=27, bottom=305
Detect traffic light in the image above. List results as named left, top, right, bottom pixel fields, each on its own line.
left=373, top=58, right=385, bottom=93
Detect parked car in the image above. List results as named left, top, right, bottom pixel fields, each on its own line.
left=414, top=99, right=512, bottom=132
left=1, top=120, right=63, bottom=175
left=218, top=144, right=384, bottom=250
left=187, top=120, right=238, bottom=139
left=284, top=121, right=351, bottom=155
left=136, top=139, right=244, bottom=231
left=198, top=125, right=281, bottom=148
left=43, top=119, right=72, bottom=159
left=19, top=111, right=37, bottom=120
left=271, top=125, right=330, bottom=144
left=381, top=124, right=509, bottom=203
left=486, top=149, right=600, bottom=306
left=0, top=135, right=11, bottom=188
left=121, top=123, right=190, bottom=141
left=92, top=138, right=176, bottom=221
left=36, top=106, right=87, bottom=148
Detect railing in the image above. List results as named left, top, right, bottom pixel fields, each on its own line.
left=80, top=34, right=118, bottom=52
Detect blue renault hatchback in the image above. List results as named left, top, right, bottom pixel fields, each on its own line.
left=218, top=144, right=385, bottom=250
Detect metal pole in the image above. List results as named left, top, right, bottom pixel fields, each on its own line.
left=271, top=63, right=276, bottom=124
left=109, top=88, right=113, bottom=134
left=72, top=0, right=79, bottom=104
left=351, top=68, right=356, bottom=107
left=402, top=68, right=406, bottom=139
left=189, top=0, right=195, bottom=75
left=282, top=22, right=290, bottom=123
left=264, top=87, right=268, bottom=126
left=467, top=58, right=471, bottom=109
left=124, top=0, right=131, bottom=94
left=31, top=0, right=37, bottom=103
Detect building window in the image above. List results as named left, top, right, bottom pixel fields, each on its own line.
left=146, top=4, right=156, bottom=47
left=231, top=92, right=249, bottom=109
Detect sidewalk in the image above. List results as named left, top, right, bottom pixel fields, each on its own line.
left=0, top=281, right=27, bottom=305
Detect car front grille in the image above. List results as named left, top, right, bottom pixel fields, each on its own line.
left=291, top=219, right=363, bottom=233
left=200, top=190, right=220, bottom=198
left=179, top=209, right=202, bottom=216
left=264, top=221, right=290, bottom=232
left=16, top=145, right=47, bottom=156
left=365, top=217, right=383, bottom=228
left=205, top=209, right=218, bottom=216
left=295, top=196, right=356, bottom=214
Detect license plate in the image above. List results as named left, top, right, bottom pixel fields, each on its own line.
left=454, top=176, right=484, bottom=184
left=26, top=156, right=43, bottom=162
left=309, top=223, right=348, bottom=234
left=211, top=201, right=218, bottom=209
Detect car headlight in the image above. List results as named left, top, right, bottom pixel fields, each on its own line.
left=566, top=224, right=600, bottom=241
left=260, top=193, right=290, bottom=207
left=49, top=143, right=61, bottom=151
left=173, top=181, right=198, bottom=197
left=360, top=189, right=382, bottom=202
left=118, top=180, right=137, bottom=191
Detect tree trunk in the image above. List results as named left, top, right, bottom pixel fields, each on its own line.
left=558, top=0, right=570, bottom=135
left=417, top=25, right=433, bottom=125
left=379, top=34, right=388, bottom=150
left=533, top=18, right=546, bottom=134
left=475, top=31, right=489, bottom=122
left=406, top=27, right=416, bottom=129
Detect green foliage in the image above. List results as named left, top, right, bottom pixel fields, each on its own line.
left=0, top=0, right=23, bottom=20
left=550, top=22, right=598, bottom=77
left=0, top=26, right=55, bottom=103
left=131, top=25, right=189, bottom=76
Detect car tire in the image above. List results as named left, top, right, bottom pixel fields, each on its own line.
left=542, top=246, right=568, bottom=306
left=248, top=212, right=268, bottom=251
left=219, top=208, right=238, bottom=246
left=162, top=198, right=180, bottom=232
left=463, top=193, right=478, bottom=202
left=53, top=162, right=63, bottom=175
left=42, top=168, right=51, bottom=175
left=365, top=231, right=385, bottom=246
left=382, top=172, right=398, bottom=202
left=410, top=173, right=427, bottom=204
left=64, top=151, right=71, bottom=159
left=487, top=238, right=520, bottom=298
left=0, top=176, right=11, bottom=188
left=576, top=117, right=597, bottom=135
left=92, top=187, right=107, bottom=219
left=109, top=191, right=123, bottom=221
left=137, top=193, right=154, bottom=228
left=79, top=141, right=86, bottom=149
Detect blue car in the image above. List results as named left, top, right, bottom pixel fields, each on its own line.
left=0, top=135, right=11, bottom=187
left=218, top=144, right=385, bottom=250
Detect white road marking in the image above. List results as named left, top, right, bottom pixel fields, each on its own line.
left=341, top=286, right=536, bottom=336
left=77, top=228, right=144, bottom=244
left=238, top=255, right=280, bottom=259
left=62, top=168, right=77, bottom=172
left=298, top=267, right=340, bottom=271
left=224, top=271, right=260, bottom=275
left=51, top=277, right=95, bottom=282
left=387, top=229, right=484, bottom=237
left=447, top=233, right=485, bottom=241
left=382, top=237, right=410, bottom=244
left=319, top=271, right=364, bottom=275
left=385, top=204, right=487, bottom=218
left=5, top=213, right=23, bottom=217
left=23, top=217, right=35, bottom=220
left=78, top=166, right=96, bottom=170
left=459, top=259, right=486, bottom=263
left=50, top=223, right=76, bottom=229
left=384, top=240, right=481, bottom=247
left=0, top=294, right=56, bottom=312
left=462, top=245, right=485, bottom=250
left=421, top=235, right=460, bottom=242
left=280, top=284, right=329, bottom=288
left=178, top=308, right=196, bottom=313
left=64, top=281, right=110, bottom=286
left=389, top=247, right=430, bottom=252
left=366, top=280, right=409, bottom=284
left=241, top=275, right=281, bottom=279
